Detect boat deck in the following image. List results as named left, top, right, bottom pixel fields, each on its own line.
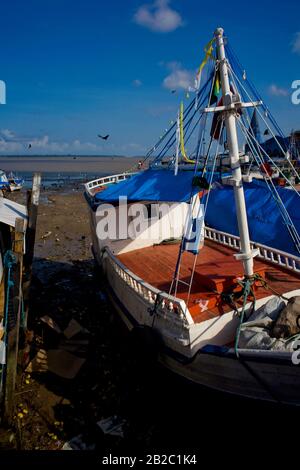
left=117, top=240, right=300, bottom=323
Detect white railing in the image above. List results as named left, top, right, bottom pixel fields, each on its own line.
left=105, top=248, right=193, bottom=325
left=85, top=172, right=138, bottom=195
left=204, top=226, right=300, bottom=274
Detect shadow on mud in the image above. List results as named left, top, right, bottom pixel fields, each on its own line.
left=24, top=257, right=300, bottom=451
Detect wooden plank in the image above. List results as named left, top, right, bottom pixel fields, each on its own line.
left=117, top=241, right=300, bottom=322
left=2, top=218, right=25, bottom=424
left=24, top=172, right=41, bottom=271
left=23, top=173, right=41, bottom=325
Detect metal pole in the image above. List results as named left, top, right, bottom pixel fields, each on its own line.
left=214, top=27, right=255, bottom=277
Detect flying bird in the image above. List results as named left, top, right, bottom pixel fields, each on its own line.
left=28, top=143, right=32, bottom=149
left=171, top=90, right=176, bottom=94
left=97, top=134, right=110, bottom=140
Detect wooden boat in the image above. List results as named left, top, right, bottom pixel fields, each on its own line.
left=0, top=170, right=24, bottom=192
left=85, top=28, right=300, bottom=405
left=7, top=173, right=24, bottom=192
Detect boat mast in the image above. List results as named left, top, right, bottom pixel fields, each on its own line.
left=214, top=27, right=256, bottom=277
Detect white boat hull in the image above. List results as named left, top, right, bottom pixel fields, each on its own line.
left=85, top=188, right=300, bottom=405
left=106, top=280, right=300, bottom=405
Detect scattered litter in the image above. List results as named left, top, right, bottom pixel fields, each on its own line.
left=47, top=349, right=86, bottom=379
left=63, top=318, right=85, bottom=339
left=26, top=347, right=85, bottom=378
left=41, top=231, right=52, bottom=239
left=62, top=434, right=95, bottom=450
left=97, top=415, right=126, bottom=438
left=55, top=238, right=60, bottom=243
left=23, top=408, right=28, bottom=415
left=54, top=421, right=63, bottom=429
left=40, top=315, right=62, bottom=334
left=25, top=349, right=48, bottom=373
left=17, top=412, right=24, bottom=419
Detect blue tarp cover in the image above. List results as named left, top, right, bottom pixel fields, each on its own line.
left=96, top=169, right=201, bottom=203
left=95, top=169, right=300, bottom=256
left=204, top=180, right=300, bottom=257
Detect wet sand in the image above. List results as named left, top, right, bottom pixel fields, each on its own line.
left=0, top=156, right=140, bottom=173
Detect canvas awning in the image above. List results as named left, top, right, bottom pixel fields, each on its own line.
left=0, top=197, right=28, bottom=228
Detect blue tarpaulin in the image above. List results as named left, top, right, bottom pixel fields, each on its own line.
left=96, top=169, right=201, bottom=203
left=95, top=169, right=300, bottom=256
left=204, top=180, right=300, bottom=257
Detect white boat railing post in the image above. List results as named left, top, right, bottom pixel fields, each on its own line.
left=215, top=27, right=257, bottom=277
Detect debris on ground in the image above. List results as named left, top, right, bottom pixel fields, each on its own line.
left=63, top=318, right=87, bottom=339
left=41, top=231, right=52, bottom=239
left=62, top=434, right=96, bottom=450
left=40, top=315, right=62, bottom=334
left=26, top=349, right=48, bottom=373
left=47, top=349, right=86, bottom=379
left=97, top=415, right=126, bottom=438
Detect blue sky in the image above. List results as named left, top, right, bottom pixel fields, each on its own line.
left=0, top=0, right=299, bottom=155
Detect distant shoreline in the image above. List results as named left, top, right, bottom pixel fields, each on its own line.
left=0, top=154, right=139, bottom=158
left=0, top=156, right=141, bottom=173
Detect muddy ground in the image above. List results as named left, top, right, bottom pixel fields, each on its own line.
left=0, top=186, right=299, bottom=452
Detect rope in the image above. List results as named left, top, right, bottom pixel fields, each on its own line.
left=234, top=277, right=254, bottom=358
left=227, top=60, right=300, bottom=181
left=0, top=250, right=16, bottom=395
left=179, top=101, right=195, bottom=163
left=226, top=43, right=288, bottom=146
left=232, top=270, right=288, bottom=404
left=237, top=119, right=300, bottom=254
left=151, top=71, right=214, bottom=167
left=234, top=270, right=292, bottom=359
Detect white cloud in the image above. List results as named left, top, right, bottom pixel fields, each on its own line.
left=268, top=84, right=289, bottom=97
left=132, top=79, right=142, bottom=87
left=0, top=131, right=104, bottom=154
left=0, top=129, right=15, bottom=140
left=292, top=32, right=300, bottom=54
left=133, top=0, right=183, bottom=33
left=163, top=62, right=194, bottom=91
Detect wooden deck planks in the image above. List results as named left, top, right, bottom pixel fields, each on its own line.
left=118, top=240, right=300, bottom=323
